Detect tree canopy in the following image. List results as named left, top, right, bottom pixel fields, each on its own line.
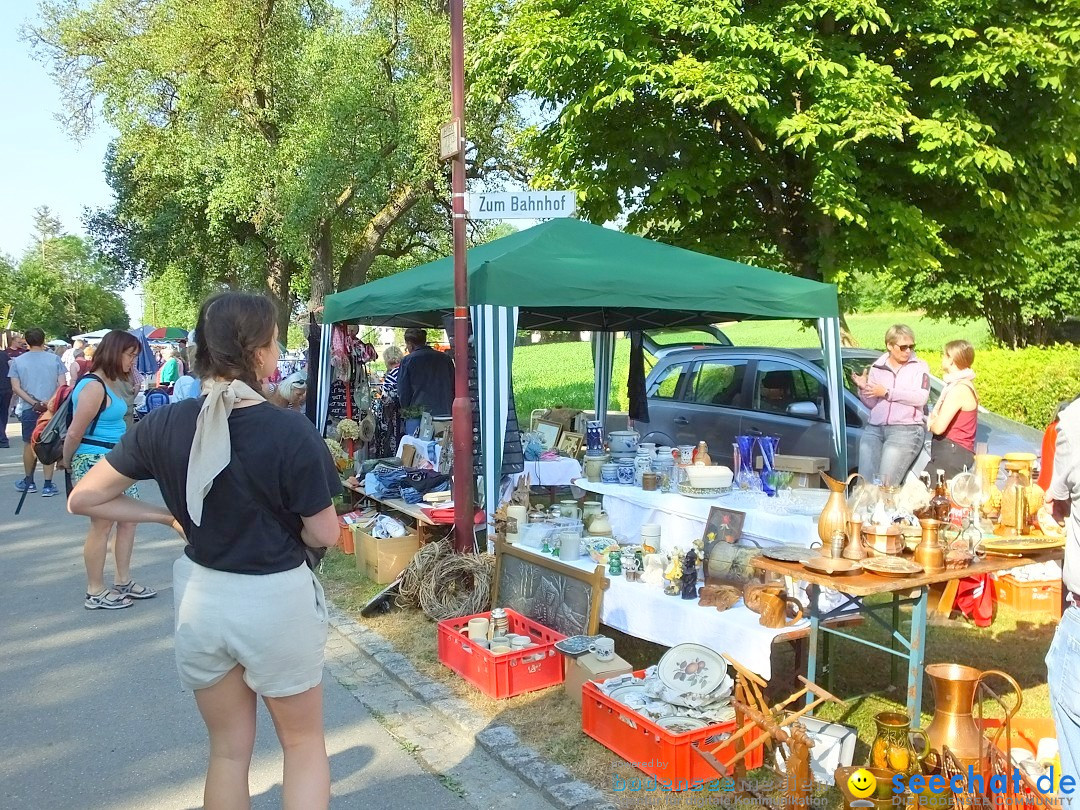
left=1, top=209, right=129, bottom=338
left=30, top=0, right=523, bottom=335
left=476, top=0, right=1080, bottom=344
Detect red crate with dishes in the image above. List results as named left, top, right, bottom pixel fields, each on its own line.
left=994, top=575, right=1062, bottom=620
left=582, top=671, right=764, bottom=792
left=437, top=609, right=566, bottom=699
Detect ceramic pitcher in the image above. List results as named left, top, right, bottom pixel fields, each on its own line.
left=869, top=711, right=929, bottom=778
left=744, top=584, right=804, bottom=628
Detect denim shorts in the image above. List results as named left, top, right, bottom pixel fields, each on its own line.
left=20, top=409, right=38, bottom=443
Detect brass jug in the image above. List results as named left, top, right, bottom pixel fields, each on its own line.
left=925, top=663, right=1022, bottom=769
left=914, top=519, right=945, bottom=573
left=818, top=472, right=861, bottom=546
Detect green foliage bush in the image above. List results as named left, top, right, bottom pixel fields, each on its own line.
left=975, top=346, right=1080, bottom=430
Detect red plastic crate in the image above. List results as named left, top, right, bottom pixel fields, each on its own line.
left=995, top=575, right=1062, bottom=620
left=582, top=670, right=764, bottom=792
left=437, top=609, right=566, bottom=699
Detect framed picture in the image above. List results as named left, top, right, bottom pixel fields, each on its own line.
left=557, top=431, right=583, bottom=457
left=702, top=507, right=746, bottom=546
left=534, top=419, right=562, bottom=450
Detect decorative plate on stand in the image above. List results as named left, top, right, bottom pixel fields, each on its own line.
left=657, top=643, right=729, bottom=696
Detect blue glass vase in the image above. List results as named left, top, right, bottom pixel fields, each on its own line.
left=756, top=435, right=780, bottom=496
left=735, top=435, right=757, bottom=490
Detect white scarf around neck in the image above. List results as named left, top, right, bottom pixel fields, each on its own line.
left=186, top=378, right=266, bottom=526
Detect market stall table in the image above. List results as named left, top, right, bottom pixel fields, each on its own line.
left=510, top=541, right=858, bottom=680
left=502, top=458, right=583, bottom=502
left=751, top=551, right=1063, bottom=724
left=573, top=479, right=824, bottom=550
left=343, top=479, right=442, bottom=545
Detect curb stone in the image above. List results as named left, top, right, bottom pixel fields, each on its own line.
left=325, top=603, right=612, bottom=810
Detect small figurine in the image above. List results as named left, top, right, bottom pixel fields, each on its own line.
left=680, top=549, right=699, bottom=600
left=664, top=550, right=683, bottom=596
left=623, top=549, right=641, bottom=582
left=608, top=549, right=622, bottom=575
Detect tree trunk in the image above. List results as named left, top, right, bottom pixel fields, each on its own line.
left=266, top=252, right=295, bottom=339
left=309, top=219, right=334, bottom=313
left=336, top=185, right=423, bottom=291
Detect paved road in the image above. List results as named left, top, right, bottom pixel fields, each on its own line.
left=0, top=419, right=472, bottom=809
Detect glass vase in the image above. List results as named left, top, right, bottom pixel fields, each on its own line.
left=756, top=435, right=780, bottom=496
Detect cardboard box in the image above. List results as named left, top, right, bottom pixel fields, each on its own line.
left=356, top=528, right=420, bottom=584
left=564, top=652, right=633, bottom=707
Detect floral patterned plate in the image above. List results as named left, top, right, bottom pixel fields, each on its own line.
left=655, top=715, right=710, bottom=735
left=656, top=643, right=729, bottom=696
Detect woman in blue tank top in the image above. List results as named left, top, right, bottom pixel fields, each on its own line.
left=62, top=330, right=156, bottom=610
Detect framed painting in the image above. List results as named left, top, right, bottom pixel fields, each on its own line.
left=557, top=431, right=583, bottom=457
left=534, top=419, right=563, bottom=450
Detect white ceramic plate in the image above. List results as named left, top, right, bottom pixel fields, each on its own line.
left=606, top=683, right=649, bottom=705
left=657, top=643, right=729, bottom=696
left=655, top=715, right=710, bottom=735
left=774, top=716, right=857, bottom=786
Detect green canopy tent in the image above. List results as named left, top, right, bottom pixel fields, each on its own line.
left=322, top=219, right=847, bottom=532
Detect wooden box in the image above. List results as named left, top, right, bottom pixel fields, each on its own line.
left=563, top=652, right=633, bottom=707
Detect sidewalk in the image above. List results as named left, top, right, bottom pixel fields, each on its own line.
left=0, top=419, right=558, bottom=809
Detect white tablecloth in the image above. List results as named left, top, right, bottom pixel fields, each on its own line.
left=512, top=542, right=808, bottom=679
left=502, top=458, right=583, bottom=502
left=572, top=479, right=825, bottom=551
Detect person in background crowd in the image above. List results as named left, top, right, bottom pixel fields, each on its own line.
left=1046, top=399, right=1080, bottom=785
left=265, top=371, right=308, bottom=411
left=852, top=324, right=930, bottom=486
left=156, top=346, right=181, bottom=388
left=68, top=291, right=340, bottom=808
left=6, top=332, right=28, bottom=359
left=0, top=337, right=11, bottom=448
left=926, top=339, right=978, bottom=478
left=8, top=327, right=66, bottom=496
left=62, top=330, right=154, bottom=610
left=382, top=345, right=404, bottom=399
left=1039, top=399, right=1079, bottom=491
left=370, top=345, right=404, bottom=458
left=397, top=328, right=454, bottom=436
left=171, top=347, right=201, bottom=402
left=61, top=338, right=85, bottom=369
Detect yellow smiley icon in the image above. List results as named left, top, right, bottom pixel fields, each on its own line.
left=848, top=768, right=878, bottom=799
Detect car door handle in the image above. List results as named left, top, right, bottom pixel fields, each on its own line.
left=674, top=417, right=689, bottom=426
left=746, top=427, right=763, bottom=436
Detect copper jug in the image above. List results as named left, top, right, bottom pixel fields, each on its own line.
left=914, top=519, right=945, bottom=573
left=925, top=663, right=1022, bottom=769
left=818, top=472, right=861, bottom=546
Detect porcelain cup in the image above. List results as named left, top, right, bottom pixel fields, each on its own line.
left=589, top=637, right=615, bottom=662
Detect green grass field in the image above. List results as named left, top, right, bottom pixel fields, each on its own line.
left=512, top=311, right=991, bottom=422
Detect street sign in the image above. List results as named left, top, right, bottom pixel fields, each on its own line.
left=440, top=120, right=461, bottom=161
left=467, top=190, right=576, bottom=220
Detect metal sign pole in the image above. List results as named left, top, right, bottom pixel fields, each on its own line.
left=449, top=0, right=474, bottom=553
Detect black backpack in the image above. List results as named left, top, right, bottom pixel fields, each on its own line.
left=33, top=375, right=109, bottom=466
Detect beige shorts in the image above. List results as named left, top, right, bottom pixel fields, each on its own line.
left=173, top=555, right=328, bottom=697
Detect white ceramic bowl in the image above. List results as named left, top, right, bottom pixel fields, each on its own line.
left=685, top=465, right=734, bottom=489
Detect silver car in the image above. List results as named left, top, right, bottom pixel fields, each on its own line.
left=641, top=346, right=1042, bottom=474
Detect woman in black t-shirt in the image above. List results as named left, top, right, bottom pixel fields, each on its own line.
left=69, top=292, right=341, bottom=809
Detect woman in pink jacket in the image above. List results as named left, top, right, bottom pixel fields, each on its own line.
left=852, top=324, right=930, bottom=486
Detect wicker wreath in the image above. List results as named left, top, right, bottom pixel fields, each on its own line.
left=417, top=552, right=496, bottom=621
